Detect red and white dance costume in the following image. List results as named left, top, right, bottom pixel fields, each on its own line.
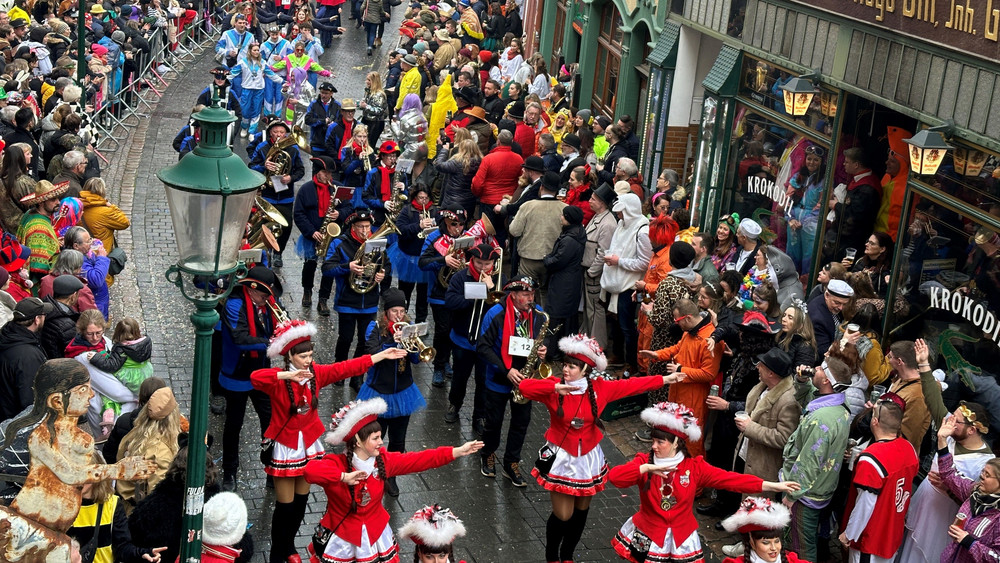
left=720, top=497, right=809, bottom=563
left=519, top=334, right=667, bottom=563
left=609, top=403, right=765, bottom=563
left=250, top=319, right=374, bottom=563
left=303, top=398, right=463, bottom=563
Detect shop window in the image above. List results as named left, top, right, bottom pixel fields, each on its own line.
left=593, top=41, right=620, bottom=116
left=551, top=3, right=567, bottom=73
left=721, top=105, right=831, bottom=278
left=912, top=138, right=1000, bottom=219
left=737, top=54, right=836, bottom=140
left=888, top=187, right=1000, bottom=392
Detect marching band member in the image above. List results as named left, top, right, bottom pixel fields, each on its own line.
left=250, top=120, right=307, bottom=267
left=339, top=123, right=378, bottom=189
left=303, top=398, right=483, bottom=563
left=443, top=243, right=501, bottom=435
left=324, top=97, right=358, bottom=161
left=358, top=288, right=427, bottom=497
left=261, top=25, right=293, bottom=120
left=419, top=206, right=468, bottom=388
left=292, top=155, right=342, bottom=317
left=359, top=140, right=406, bottom=229
left=608, top=402, right=800, bottom=563
left=322, top=209, right=384, bottom=391
left=519, top=334, right=682, bottom=563
left=218, top=266, right=283, bottom=492
left=477, top=275, right=547, bottom=488
left=251, top=318, right=406, bottom=563
left=398, top=505, right=468, bottom=563
left=720, top=497, right=806, bottom=563
left=305, top=82, right=341, bottom=155
left=389, top=184, right=436, bottom=323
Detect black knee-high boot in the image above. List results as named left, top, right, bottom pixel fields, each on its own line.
left=559, top=507, right=590, bottom=561
left=545, top=513, right=567, bottom=562
left=270, top=501, right=296, bottom=562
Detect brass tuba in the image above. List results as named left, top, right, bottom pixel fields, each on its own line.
left=247, top=195, right=289, bottom=250
left=348, top=169, right=407, bottom=293
left=265, top=135, right=297, bottom=179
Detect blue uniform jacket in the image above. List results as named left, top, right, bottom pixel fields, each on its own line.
left=321, top=233, right=381, bottom=314
left=219, top=291, right=273, bottom=391
left=418, top=229, right=451, bottom=305
left=477, top=302, right=545, bottom=393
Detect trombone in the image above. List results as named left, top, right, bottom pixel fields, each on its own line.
left=392, top=321, right=436, bottom=362
left=468, top=248, right=505, bottom=341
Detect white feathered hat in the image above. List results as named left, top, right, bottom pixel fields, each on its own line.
left=558, top=334, right=607, bottom=372
left=398, top=505, right=466, bottom=549
left=201, top=492, right=248, bottom=547
left=721, top=496, right=791, bottom=534
left=267, top=319, right=317, bottom=358
left=640, top=401, right=702, bottom=443
left=325, top=398, right=388, bottom=445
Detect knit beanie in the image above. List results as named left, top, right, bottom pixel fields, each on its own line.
left=383, top=288, right=407, bottom=311
left=201, top=492, right=248, bottom=546
left=562, top=206, right=584, bottom=226
left=669, top=241, right=695, bottom=269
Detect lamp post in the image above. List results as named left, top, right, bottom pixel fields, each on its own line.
left=158, top=98, right=264, bottom=562
left=903, top=122, right=955, bottom=176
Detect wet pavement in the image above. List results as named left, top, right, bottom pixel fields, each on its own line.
left=102, top=16, right=742, bottom=563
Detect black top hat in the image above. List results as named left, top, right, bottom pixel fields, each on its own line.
left=593, top=183, right=617, bottom=208
left=239, top=266, right=283, bottom=298
left=522, top=155, right=545, bottom=173
left=508, top=100, right=525, bottom=120
left=755, top=348, right=793, bottom=378
left=541, top=171, right=561, bottom=193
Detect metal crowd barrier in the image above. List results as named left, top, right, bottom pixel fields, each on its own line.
left=92, top=1, right=234, bottom=154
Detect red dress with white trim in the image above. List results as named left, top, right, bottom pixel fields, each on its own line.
left=608, top=453, right=764, bottom=563
left=251, top=356, right=374, bottom=477
left=519, top=375, right=664, bottom=496
left=303, top=446, right=456, bottom=563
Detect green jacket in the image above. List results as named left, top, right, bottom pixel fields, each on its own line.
left=781, top=393, right=851, bottom=504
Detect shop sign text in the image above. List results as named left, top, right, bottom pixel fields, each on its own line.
left=746, top=175, right=793, bottom=215
left=792, top=0, right=1000, bottom=62
left=929, top=286, right=1000, bottom=343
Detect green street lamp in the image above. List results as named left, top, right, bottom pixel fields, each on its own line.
left=158, top=98, right=264, bottom=562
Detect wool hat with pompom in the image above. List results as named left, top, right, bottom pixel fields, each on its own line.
left=201, top=492, right=248, bottom=546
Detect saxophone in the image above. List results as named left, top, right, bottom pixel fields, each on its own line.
left=512, top=310, right=557, bottom=405
left=346, top=170, right=407, bottom=293
left=316, top=192, right=342, bottom=259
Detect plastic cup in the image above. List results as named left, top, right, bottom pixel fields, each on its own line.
left=847, top=323, right=860, bottom=334
left=954, top=513, right=968, bottom=528
left=844, top=248, right=857, bottom=265
left=735, top=410, right=749, bottom=421
left=870, top=385, right=886, bottom=403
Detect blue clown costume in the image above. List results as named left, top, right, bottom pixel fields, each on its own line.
left=261, top=31, right=292, bottom=118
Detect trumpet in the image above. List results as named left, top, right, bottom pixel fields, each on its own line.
left=392, top=321, right=436, bottom=363
left=417, top=207, right=434, bottom=239
left=266, top=297, right=290, bottom=324
left=468, top=248, right=504, bottom=341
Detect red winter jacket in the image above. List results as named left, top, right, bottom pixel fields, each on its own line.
left=514, top=122, right=536, bottom=156
left=471, top=145, right=523, bottom=205
left=251, top=356, right=373, bottom=448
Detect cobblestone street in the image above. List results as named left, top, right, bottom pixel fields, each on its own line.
left=102, top=19, right=729, bottom=563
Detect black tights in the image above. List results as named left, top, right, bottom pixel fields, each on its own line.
left=545, top=508, right=590, bottom=562
left=269, top=492, right=308, bottom=562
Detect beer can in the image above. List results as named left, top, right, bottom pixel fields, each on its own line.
left=709, top=385, right=720, bottom=397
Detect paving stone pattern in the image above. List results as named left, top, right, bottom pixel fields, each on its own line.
left=103, top=19, right=729, bottom=563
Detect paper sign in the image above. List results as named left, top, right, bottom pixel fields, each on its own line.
left=364, top=238, right=387, bottom=253
left=272, top=176, right=289, bottom=193
left=453, top=235, right=475, bottom=250
left=507, top=336, right=532, bottom=357
left=464, top=282, right=487, bottom=300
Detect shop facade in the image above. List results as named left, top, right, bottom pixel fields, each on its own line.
left=672, top=0, right=1000, bottom=402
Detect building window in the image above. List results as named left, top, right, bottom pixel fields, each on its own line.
left=592, top=3, right=623, bottom=116
left=551, top=2, right=567, bottom=74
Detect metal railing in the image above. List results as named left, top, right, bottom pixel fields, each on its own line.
left=92, top=2, right=234, bottom=154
